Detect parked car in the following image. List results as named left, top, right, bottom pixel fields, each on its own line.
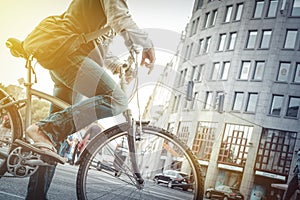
left=205, top=185, right=244, bottom=200
left=153, top=170, right=192, bottom=191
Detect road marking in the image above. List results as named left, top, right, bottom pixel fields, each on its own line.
left=0, top=191, right=23, bottom=199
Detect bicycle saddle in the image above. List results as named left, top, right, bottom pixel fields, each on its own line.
left=6, top=38, right=28, bottom=59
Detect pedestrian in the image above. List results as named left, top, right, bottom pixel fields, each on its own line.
left=283, top=149, right=300, bottom=200
left=22, top=1, right=155, bottom=199
left=77, top=123, right=102, bottom=155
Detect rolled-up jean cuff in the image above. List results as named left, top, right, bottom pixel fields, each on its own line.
left=36, top=122, right=58, bottom=147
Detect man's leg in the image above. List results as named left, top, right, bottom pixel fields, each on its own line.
left=283, top=174, right=298, bottom=200
left=26, top=74, right=76, bottom=200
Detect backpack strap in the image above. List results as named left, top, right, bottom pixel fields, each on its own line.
left=81, top=26, right=112, bottom=44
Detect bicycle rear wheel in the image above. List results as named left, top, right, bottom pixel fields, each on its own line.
left=76, top=123, right=204, bottom=200
left=0, top=89, right=23, bottom=175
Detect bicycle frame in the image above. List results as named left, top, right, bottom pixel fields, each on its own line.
left=2, top=50, right=144, bottom=186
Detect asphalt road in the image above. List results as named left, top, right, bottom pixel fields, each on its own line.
left=0, top=164, right=198, bottom=200
left=0, top=164, right=77, bottom=200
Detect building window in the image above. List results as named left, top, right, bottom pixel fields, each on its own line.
left=172, top=96, right=178, bottom=112
left=224, top=5, right=233, bottom=22
left=218, top=124, right=253, bottom=166
left=210, top=9, right=218, bottom=26
left=259, top=30, right=272, bottom=49
left=179, top=68, right=188, bottom=86
left=234, top=3, right=244, bottom=21
left=178, top=70, right=183, bottom=87
left=191, top=66, right=196, bottom=81
left=190, top=92, right=199, bottom=110
left=195, top=0, right=203, bottom=10
left=215, top=91, right=225, bottom=111
left=197, top=39, right=204, bottom=54
left=192, top=121, right=217, bottom=160
left=211, top=62, right=220, bottom=80
left=269, top=95, right=284, bottom=116
left=253, top=1, right=265, bottom=18
left=283, top=30, right=298, bottom=49
left=252, top=61, right=265, bottom=80
left=233, top=92, right=244, bottom=111
left=204, top=12, right=210, bottom=28
left=277, top=62, right=291, bottom=82
left=177, top=121, right=192, bottom=145
left=227, top=32, right=237, bottom=50
left=246, top=30, right=258, bottom=49
left=294, top=63, right=300, bottom=83
left=221, top=62, right=230, bottom=80
left=187, top=43, right=193, bottom=59
left=267, top=0, right=278, bottom=17
left=190, top=17, right=200, bottom=36
left=286, top=96, right=300, bottom=118
left=217, top=33, right=227, bottom=51
left=239, top=61, right=251, bottom=80
left=246, top=93, right=258, bottom=112
left=204, top=91, right=213, bottom=110
left=211, top=62, right=230, bottom=80
left=195, top=64, right=204, bottom=82
left=184, top=45, right=190, bottom=60
left=256, top=129, right=297, bottom=175
left=182, top=68, right=188, bottom=86
left=204, top=37, right=211, bottom=53
left=174, top=95, right=182, bottom=112
left=195, top=17, right=200, bottom=34
left=291, top=0, right=300, bottom=16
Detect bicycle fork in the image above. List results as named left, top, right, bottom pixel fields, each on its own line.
left=123, top=109, right=144, bottom=189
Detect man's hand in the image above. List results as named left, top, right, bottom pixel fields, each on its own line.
left=125, top=67, right=135, bottom=84
left=141, top=48, right=155, bottom=74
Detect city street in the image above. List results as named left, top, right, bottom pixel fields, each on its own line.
left=0, top=164, right=78, bottom=200
left=0, top=164, right=197, bottom=200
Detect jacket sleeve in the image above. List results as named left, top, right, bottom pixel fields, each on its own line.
left=100, top=0, right=153, bottom=50
left=104, top=50, right=123, bottom=73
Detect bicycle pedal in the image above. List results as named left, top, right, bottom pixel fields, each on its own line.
left=7, top=146, right=55, bottom=178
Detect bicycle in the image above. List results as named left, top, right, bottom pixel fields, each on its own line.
left=0, top=37, right=204, bottom=199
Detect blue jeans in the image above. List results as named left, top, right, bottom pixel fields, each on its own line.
left=26, top=44, right=128, bottom=199
left=283, top=173, right=299, bottom=200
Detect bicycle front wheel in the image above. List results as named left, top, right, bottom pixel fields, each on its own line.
left=76, top=123, right=204, bottom=200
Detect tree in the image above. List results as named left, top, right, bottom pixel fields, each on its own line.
left=0, top=84, right=50, bottom=124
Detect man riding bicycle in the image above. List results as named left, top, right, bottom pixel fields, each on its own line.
left=21, top=0, right=155, bottom=199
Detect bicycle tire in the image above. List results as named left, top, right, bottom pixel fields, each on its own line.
left=76, top=123, right=204, bottom=200
left=0, top=89, right=23, bottom=176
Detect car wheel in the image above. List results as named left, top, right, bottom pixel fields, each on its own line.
left=167, top=181, right=173, bottom=188
left=223, top=196, right=229, bottom=200
left=154, top=178, right=159, bottom=184
left=205, top=191, right=212, bottom=199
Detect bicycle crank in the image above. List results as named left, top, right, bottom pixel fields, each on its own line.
left=6, top=146, right=51, bottom=178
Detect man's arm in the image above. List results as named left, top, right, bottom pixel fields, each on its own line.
left=100, top=0, right=155, bottom=70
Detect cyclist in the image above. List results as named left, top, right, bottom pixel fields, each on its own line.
left=23, top=0, right=155, bottom=199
